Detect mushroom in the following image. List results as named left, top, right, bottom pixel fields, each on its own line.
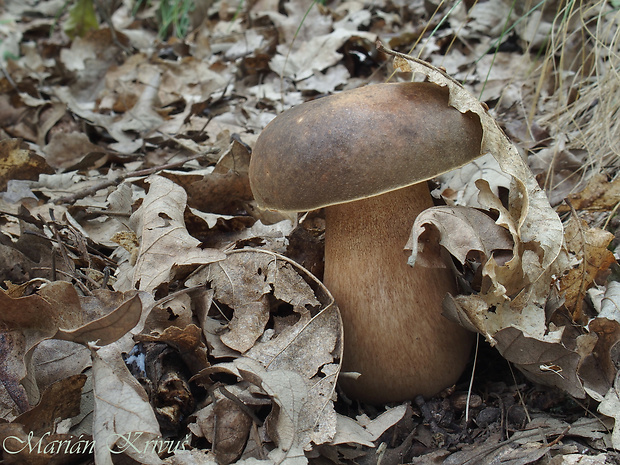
left=248, top=82, right=483, bottom=403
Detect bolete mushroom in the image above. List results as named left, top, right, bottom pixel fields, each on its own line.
left=248, top=82, right=483, bottom=403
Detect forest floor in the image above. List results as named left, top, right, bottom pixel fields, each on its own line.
left=0, top=0, right=619, bottom=464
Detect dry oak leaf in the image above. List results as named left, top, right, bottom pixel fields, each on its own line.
left=15, top=374, right=86, bottom=436
left=580, top=282, right=620, bottom=404
left=0, top=138, right=54, bottom=192
left=393, top=52, right=597, bottom=401
left=42, top=131, right=106, bottom=170
left=245, top=301, right=339, bottom=381
left=201, top=250, right=342, bottom=458
left=113, top=71, right=164, bottom=135
left=221, top=298, right=271, bottom=354
left=0, top=283, right=63, bottom=349
left=185, top=136, right=254, bottom=216
left=397, top=50, right=563, bottom=277
left=235, top=357, right=309, bottom=464
left=136, top=323, right=209, bottom=375
left=557, top=173, right=620, bottom=212
left=206, top=252, right=273, bottom=353
left=208, top=250, right=327, bottom=357
left=580, top=317, right=620, bottom=398
left=330, top=405, right=407, bottom=447
left=437, top=152, right=512, bottom=208
left=207, top=250, right=338, bottom=380
left=558, top=216, right=615, bottom=324
left=91, top=344, right=163, bottom=465
left=493, top=326, right=585, bottom=398
left=270, top=28, right=377, bottom=82
left=399, top=53, right=565, bottom=328
left=30, top=339, right=91, bottom=392
left=406, top=205, right=513, bottom=268
left=0, top=281, right=77, bottom=414
left=187, top=384, right=268, bottom=450
left=129, top=175, right=226, bottom=293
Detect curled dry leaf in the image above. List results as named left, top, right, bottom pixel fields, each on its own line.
left=55, top=294, right=143, bottom=346
left=407, top=205, right=513, bottom=268
left=581, top=317, right=620, bottom=397
left=599, top=281, right=620, bottom=323
left=136, top=323, right=210, bottom=376
left=0, top=280, right=144, bottom=422
left=210, top=395, right=253, bottom=465
left=578, top=282, right=620, bottom=416
left=388, top=46, right=564, bottom=314
left=381, top=44, right=563, bottom=270
left=236, top=358, right=308, bottom=464
left=394, top=47, right=616, bottom=425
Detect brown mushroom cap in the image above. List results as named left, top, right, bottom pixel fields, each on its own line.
left=249, top=82, right=483, bottom=212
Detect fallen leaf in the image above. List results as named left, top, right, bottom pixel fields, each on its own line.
left=42, top=131, right=105, bottom=170
left=220, top=298, right=271, bottom=353
left=406, top=205, right=513, bottom=268
left=128, top=175, right=226, bottom=292
left=493, top=326, right=585, bottom=398
left=558, top=216, right=615, bottom=323
left=580, top=317, right=620, bottom=397
left=270, top=29, right=376, bottom=81
left=55, top=294, right=143, bottom=346
left=330, top=405, right=407, bottom=446
left=91, top=345, right=164, bottom=465
left=557, top=174, right=620, bottom=212
left=0, top=282, right=76, bottom=414
left=236, top=358, right=308, bottom=463
left=0, top=138, right=54, bottom=191
left=598, top=373, right=620, bottom=450
left=30, top=339, right=91, bottom=392
left=194, top=248, right=342, bottom=458
left=211, top=395, right=253, bottom=465
left=15, top=374, right=86, bottom=435
left=136, top=323, right=210, bottom=374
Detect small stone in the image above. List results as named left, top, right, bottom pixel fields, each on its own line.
left=451, top=392, right=482, bottom=411
left=476, top=407, right=500, bottom=427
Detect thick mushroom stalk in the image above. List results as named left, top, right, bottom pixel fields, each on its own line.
left=324, top=183, right=470, bottom=402
left=249, top=82, right=483, bottom=403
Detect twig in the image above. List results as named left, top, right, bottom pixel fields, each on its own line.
left=465, top=333, right=480, bottom=423
left=53, top=150, right=219, bottom=205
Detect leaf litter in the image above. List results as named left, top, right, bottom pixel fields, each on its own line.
left=0, top=0, right=619, bottom=464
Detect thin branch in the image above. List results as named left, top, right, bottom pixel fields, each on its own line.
left=53, top=150, right=219, bottom=205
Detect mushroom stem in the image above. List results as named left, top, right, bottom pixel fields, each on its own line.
left=324, top=182, right=473, bottom=404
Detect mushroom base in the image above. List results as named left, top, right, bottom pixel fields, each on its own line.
left=324, top=183, right=473, bottom=404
